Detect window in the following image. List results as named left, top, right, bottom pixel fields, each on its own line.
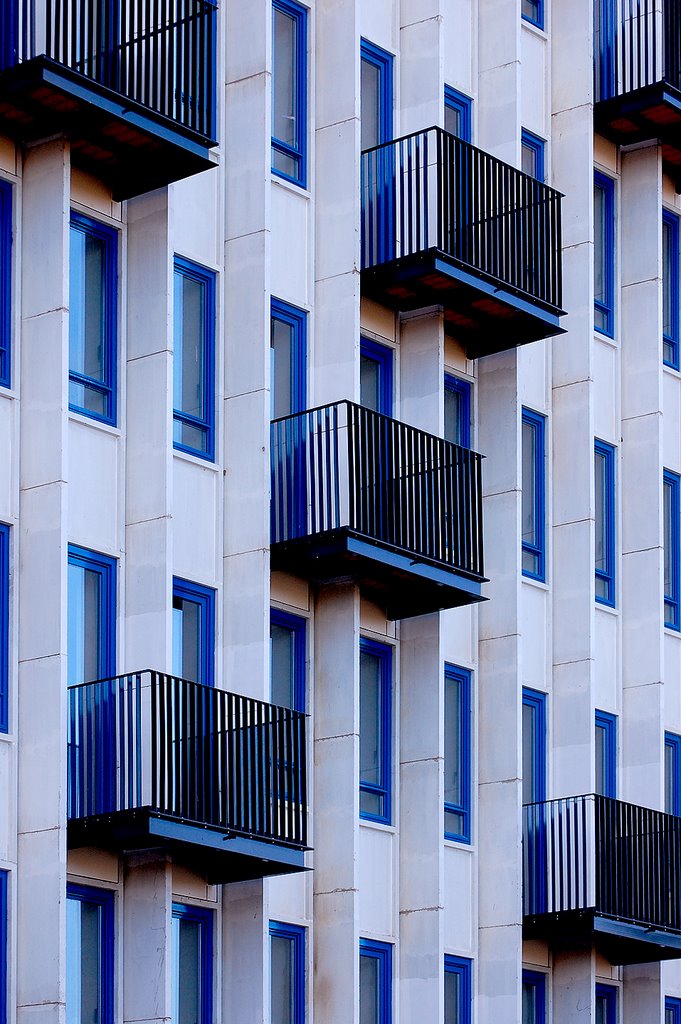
left=522, top=970, right=546, bottom=1024
left=359, top=939, right=392, bottom=1024
left=595, top=984, right=617, bottom=1024
left=0, top=871, right=6, bottom=1024
left=665, top=470, right=680, bottom=629
left=522, top=409, right=546, bottom=582
left=269, top=922, right=305, bottom=1024
left=66, top=884, right=114, bottom=1024
left=665, top=733, right=681, bottom=816
left=595, top=710, right=617, bottom=798
left=360, top=41, right=393, bottom=151
left=522, top=688, right=546, bottom=805
left=359, top=637, right=392, bottom=824
left=594, top=439, right=616, bottom=606
left=444, top=955, right=471, bottom=1024
left=663, top=210, right=680, bottom=369
left=667, top=996, right=681, bottom=1024
left=0, top=181, right=11, bottom=389
left=270, top=609, right=306, bottom=711
left=271, top=298, right=307, bottom=419
left=594, top=172, right=615, bottom=337
left=0, top=525, right=7, bottom=733
left=522, top=0, right=544, bottom=29
left=173, top=257, right=216, bottom=461
left=171, top=904, right=213, bottom=1024
left=272, top=0, right=307, bottom=187
left=67, top=547, right=116, bottom=686
left=360, top=338, right=393, bottom=416
left=69, top=212, right=117, bottom=425
left=172, top=579, right=214, bottom=686
left=445, top=665, right=471, bottom=843
left=444, top=375, right=471, bottom=448
left=444, top=87, right=472, bottom=142
left=521, top=130, right=545, bottom=181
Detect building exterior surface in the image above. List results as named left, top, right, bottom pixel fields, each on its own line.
left=2, top=0, right=681, bottom=1022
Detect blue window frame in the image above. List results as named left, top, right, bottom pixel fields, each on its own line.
left=444, top=375, right=471, bottom=449
left=0, top=181, right=11, bottom=390
left=272, top=0, right=307, bottom=187
left=360, top=40, right=393, bottom=151
left=66, top=884, right=114, bottom=1024
left=69, top=212, right=118, bottom=425
left=360, top=338, right=393, bottom=416
left=665, top=470, right=681, bottom=630
left=667, top=996, right=681, bottom=1024
left=0, top=525, right=8, bottom=733
left=594, top=172, right=615, bottom=338
left=444, top=955, right=471, bottom=1024
left=444, top=87, right=472, bottom=142
left=359, top=637, right=392, bottom=825
left=522, top=971, right=546, bottom=1024
left=444, top=665, right=471, bottom=843
left=521, top=129, right=545, bottom=182
left=522, top=409, right=546, bottom=582
left=595, top=439, right=616, bottom=606
left=271, top=298, right=307, bottom=419
left=665, top=733, right=681, bottom=816
left=663, top=210, right=680, bottom=369
left=359, top=939, right=392, bottom=1024
left=270, top=608, right=306, bottom=712
left=522, top=688, right=546, bottom=805
left=173, top=256, right=216, bottom=461
left=595, top=710, right=617, bottom=798
left=0, top=871, right=6, bottom=1024
left=522, top=0, right=544, bottom=28
left=172, top=578, right=214, bottom=687
left=68, top=546, right=116, bottom=686
left=595, top=983, right=617, bottom=1024
left=269, top=921, right=305, bottom=1024
left=171, top=903, right=213, bottom=1024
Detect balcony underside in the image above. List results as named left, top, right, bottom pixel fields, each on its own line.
left=68, top=809, right=307, bottom=885
left=524, top=910, right=681, bottom=966
left=271, top=528, right=486, bottom=620
left=0, top=57, right=217, bottom=199
left=595, top=82, right=681, bottom=186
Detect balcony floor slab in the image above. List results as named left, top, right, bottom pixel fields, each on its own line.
left=524, top=909, right=681, bottom=966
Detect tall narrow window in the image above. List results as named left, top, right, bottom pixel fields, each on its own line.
left=0, top=181, right=11, bottom=389
left=272, top=0, right=307, bottom=187
left=667, top=996, right=681, bottom=1024
left=522, top=409, right=546, bottom=582
left=522, top=688, right=546, bottom=805
left=665, top=732, right=681, bottom=816
left=171, top=904, right=213, bottom=1024
left=270, top=609, right=306, bottom=711
left=595, top=984, right=617, bottom=1024
left=444, top=665, right=471, bottom=843
left=269, top=922, right=305, bottom=1024
left=665, top=470, right=680, bottom=629
left=271, top=298, right=306, bottom=419
left=359, top=637, right=392, bottom=824
left=173, top=257, right=216, bottom=461
left=594, top=439, right=616, bottom=606
left=360, top=41, right=393, bottom=151
left=66, top=885, right=114, bottom=1024
left=663, top=211, right=680, bottom=369
left=0, top=524, right=7, bottom=733
left=444, top=375, right=471, bottom=449
left=594, top=172, right=615, bottom=337
left=522, top=0, right=544, bottom=28
left=172, top=578, right=215, bottom=686
left=595, top=710, right=617, bottom=798
left=68, top=547, right=116, bottom=686
left=444, top=87, right=472, bottom=142
left=522, top=971, right=546, bottom=1024
left=359, top=939, right=392, bottom=1024
left=69, top=213, right=118, bottom=425
left=444, top=955, right=471, bottom=1024
left=360, top=338, right=393, bottom=416
left=0, top=871, right=6, bottom=1024
left=521, top=130, right=545, bottom=181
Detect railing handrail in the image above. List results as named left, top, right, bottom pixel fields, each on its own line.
left=523, top=792, right=677, bottom=820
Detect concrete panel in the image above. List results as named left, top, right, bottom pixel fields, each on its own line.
left=271, top=184, right=310, bottom=305
left=172, top=456, right=219, bottom=585
left=68, top=419, right=119, bottom=556
left=443, top=846, right=474, bottom=952
left=358, top=826, right=394, bottom=937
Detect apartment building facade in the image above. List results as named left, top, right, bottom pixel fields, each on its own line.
left=0, top=0, right=680, bottom=1022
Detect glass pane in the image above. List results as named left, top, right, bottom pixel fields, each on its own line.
left=444, top=678, right=462, bottom=809
left=174, top=272, right=205, bottom=422
left=271, top=622, right=294, bottom=708
left=273, top=8, right=297, bottom=147
left=271, top=935, right=294, bottom=1024
left=522, top=143, right=537, bottom=179
left=173, top=918, right=201, bottom=1024
left=173, top=597, right=201, bottom=683
left=444, top=387, right=462, bottom=446
left=174, top=419, right=208, bottom=454
left=444, top=969, right=460, bottom=1024
left=361, top=59, right=380, bottom=151
left=594, top=185, right=606, bottom=311
left=595, top=994, right=606, bottom=1024
left=445, top=809, right=465, bottom=838
left=522, top=981, right=537, bottom=1024
left=664, top=219, right=673, bottom=339
left=595, top=451, right=606, bottom=573
left=360, top=651, right=381, bottom=789
left=68, top=562, right=102, bottom=685
left=444, top=103, right=461, bottom=139
left=67, top=898, right=102, bottom=1024
left=522, top=702, right=535, bottom=804
left=272, top=148, right=299, bottom=180
left=360, top=354, right=381, bottom=413
left=70, top=227, right=106, bottom=386
left=665, top=480, right=673, bottom=600
left=271, top=316, right=294, bottom=419
left=360, top=954, right=379, bottom=1024
left=665, top=741, right=675, bottom=814
left=595, top=723, right=606, bottom=796
left=522, top=0, right=540, bottom=21
left=522, top=420, right=537, bottom=548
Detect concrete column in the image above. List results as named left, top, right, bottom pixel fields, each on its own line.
left=17, top=137, right=70, bottom=1024
left=552, top=950, right=596, bottom=1024
left=399, top=0, right=444, bottom=135
left=123, top=854, right=173, bottom=1024
left=223, top=880, right=268, bottom=1024
left=477, top=0, right=520, bottom=164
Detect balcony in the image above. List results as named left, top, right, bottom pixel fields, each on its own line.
left=0, top=0, right=217, bottom=199
left=594, top=0, right=681, bottom=179
left=523, top=795, right=681, bottom=964
left=360, top=127, right=565, bottom=358
left=270, top=401, right=486, bottom=619
left=68, top=671, right=308, bottom=883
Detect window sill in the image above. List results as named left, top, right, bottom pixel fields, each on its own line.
left=595, top=599, right=619, bottom=617
left=172, top=447, right=220, bottom=471
left=359, top=818, right=396, bottom=836
left=522, top=573, right=549, bottom=592
left=521, top=18, right=547, bottom=39
left=664, top=626, right=681, bottom=638
left=69, top=410, right=122, bottom=438
left=272, top=173, right=312, bottom=201
left=444, top=836, right=475, bottom=852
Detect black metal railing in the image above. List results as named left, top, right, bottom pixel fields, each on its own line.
left=595, top=0, right=681, bottom=102
left=361, top=126, right=563, bottom=312
left=523, top=795, right=681, bottom=933
left=271, top=401, right=485, bottom=580
left=68, top=671, right=307, bottom=849
left=1, top=0, right=216, bottom=138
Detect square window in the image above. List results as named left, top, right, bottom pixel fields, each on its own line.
left=444, top=87, right=472, bottom=143
left=444, top=375, right=471, bottom=449
left=522, top=409, right=546, bottom=582
left=0, top=181, right=11, bottom=389
left=271, top=298, right=307, bottom=419
left=172, top=904, right=213, bottom=1024
left=67, top=546, right=116, bottom=686
left=444, top=665, right=471, bottom=843
left=272, top=0, right=307, bottom=188
left=594, top=172, right=615, bottom=338
left=270, top=609, right=306, bottom=712
left=172, top=578, right=215, bottom=687
left=444, top=955, right=472, bottom=1024
left=269, top=921, right=305, bottom=1024
left=667, top=996, right=681, bottom=1024
left=173, top=256, right=216, bottom=461
left=595, top=710, right=617, bottom=798
left=66, top=884, right=114, bottom=1024
left=359, top=637, right=392, bottom=825
left=594, top=439, right=616, bottom=606
left=359, top=939, right=392, bottom=1024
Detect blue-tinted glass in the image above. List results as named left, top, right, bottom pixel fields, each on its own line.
left=66, top=887, right=113, bottom=1024
left=522, top=690, right=546, bottom=805
left=0, top=525, right=8, bottom=732
left=360, top=649, right=382, bottom=816
left=444, top=376, right=471, bottom=448
left=270, top=923, right=304, bottom=1024
left=594, top=174, right=615, bottom=337
left=68, top=549, right=115, bottom=686
left=444, top=957, right=471, bottom=1024
left=595, top=441, right=616, bottom=605
left=0, top=181, right=12, bottom=389
left=173, top=258, right=215, bottom=460
left=272, top=0, right=306, bottom=186
left=171, top=906, right=212, bottom=1024
left=172, top=580, right=214, bottom=686
left=665, top=471, right=680, bottom=628
left=663, top=214, right=679, bottom=367
left=360, top=42, right=392, bottom=151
